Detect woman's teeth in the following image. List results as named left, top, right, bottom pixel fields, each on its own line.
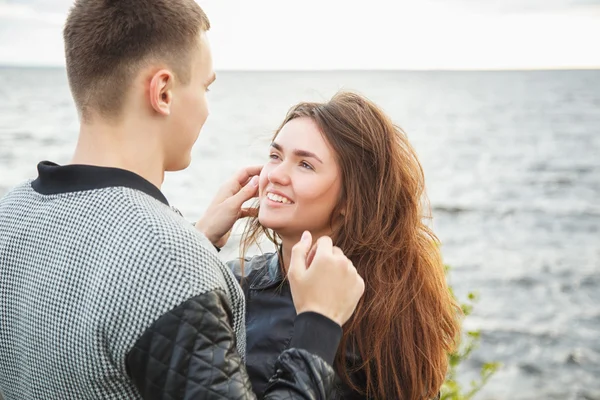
left=267, top=192, right=292, bottom=204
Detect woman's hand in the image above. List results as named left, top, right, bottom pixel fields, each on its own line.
left=195, top=165, right=262, bottom=248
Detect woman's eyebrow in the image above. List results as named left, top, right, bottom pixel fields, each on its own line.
left=270, top=142, right=323, bottom=164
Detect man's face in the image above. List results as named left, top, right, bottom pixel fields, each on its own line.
left=163, top=32, right=215, bottom=171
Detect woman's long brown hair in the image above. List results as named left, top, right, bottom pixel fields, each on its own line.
left=240, top=91, right=461, bottom=399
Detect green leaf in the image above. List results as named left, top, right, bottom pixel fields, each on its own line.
left=467, top=330, right=481, bottom=339
left=442, top=265, right=498, bottom=400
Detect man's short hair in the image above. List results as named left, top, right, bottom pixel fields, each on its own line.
left=63, top=0, right=210, bottom=120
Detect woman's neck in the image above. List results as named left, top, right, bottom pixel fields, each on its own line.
left=279, top=231, right=330, bottom=274
left=279, top=236, right=299, bottom=274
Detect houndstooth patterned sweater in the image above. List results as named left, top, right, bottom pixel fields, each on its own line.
left=0, top=162, right=342, bottom=400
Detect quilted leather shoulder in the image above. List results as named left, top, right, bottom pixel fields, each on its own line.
left=126, top=289, right=340, bottom=399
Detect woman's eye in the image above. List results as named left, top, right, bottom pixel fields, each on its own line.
left=269, top=154, right=279, bottom=160
left=300, top=161, right=314, bottom=170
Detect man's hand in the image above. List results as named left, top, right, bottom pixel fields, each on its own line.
left=195, top=165, right=262, bottom=248
left=288, top=232, right=365, bottom=326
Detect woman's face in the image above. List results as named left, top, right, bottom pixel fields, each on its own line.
left=258, top=117, right=342, bottom=240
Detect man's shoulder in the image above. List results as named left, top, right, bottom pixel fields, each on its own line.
left=127, top=195, right=218, bottom=259
left=0, top=180, right=34, bottom=202
left=115, top=187, right=203, bottom=243
left=117, top=188, right=229, bottom=288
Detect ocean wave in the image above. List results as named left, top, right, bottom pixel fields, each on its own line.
left=432, top=204, right=600, bottom=218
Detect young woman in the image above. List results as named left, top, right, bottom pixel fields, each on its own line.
left=229, top=91, right=461, bottom=399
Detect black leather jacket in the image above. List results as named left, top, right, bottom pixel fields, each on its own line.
left=229, top=252, right=368, bottom=400
left=125, top=288, right=343, bottom=399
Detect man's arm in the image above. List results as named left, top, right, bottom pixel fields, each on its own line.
left=126, top=289, right=341, bottom=399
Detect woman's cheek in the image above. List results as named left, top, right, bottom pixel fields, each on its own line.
left=258, top=168, right=271, bottom=197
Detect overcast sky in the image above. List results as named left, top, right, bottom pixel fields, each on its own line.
left=0, top=0, right=599, bottom=70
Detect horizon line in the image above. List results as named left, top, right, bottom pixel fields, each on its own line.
left=1, top=64, right=599, bottom=73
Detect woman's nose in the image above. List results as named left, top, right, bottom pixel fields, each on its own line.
left=267, top=163, right=291, bottom=186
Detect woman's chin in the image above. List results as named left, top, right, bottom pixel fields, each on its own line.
left=258, top=217, right=299, bottom=239
left=258, top=215, right=283, bottom=231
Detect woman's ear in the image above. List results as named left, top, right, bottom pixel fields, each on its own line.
left=338, top=200, right=347, bottom=217
left=330, top=204, right=346, bottom=234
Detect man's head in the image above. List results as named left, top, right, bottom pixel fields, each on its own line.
left=64, top=0, right=215, bottom=170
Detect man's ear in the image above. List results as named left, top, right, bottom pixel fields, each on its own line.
left=149, top=69, right=174, bottom=116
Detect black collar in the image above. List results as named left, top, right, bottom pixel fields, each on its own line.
left=248, top=249, right=285, bottom=290
left=31, top=161, right=169, bottom=206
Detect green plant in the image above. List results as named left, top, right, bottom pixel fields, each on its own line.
left=441, top=266, right=501, bottom=400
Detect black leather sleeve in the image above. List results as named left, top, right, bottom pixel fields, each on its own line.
left=125, top=289, right=341, bottom=399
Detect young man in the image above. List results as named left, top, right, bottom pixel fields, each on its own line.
left=0, top=1, right=365, bottom=399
